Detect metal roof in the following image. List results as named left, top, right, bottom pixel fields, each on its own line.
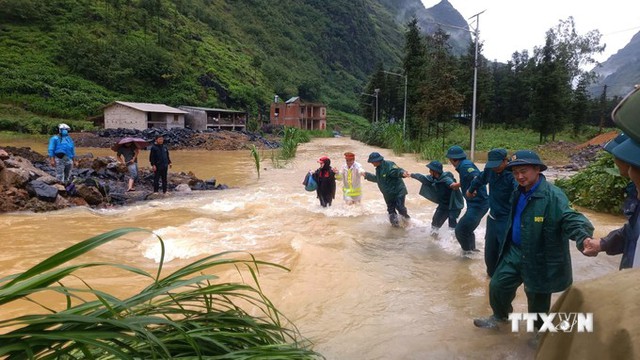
left=285, top=96, right=300, bottom=104
left=114, top=101, right=188, bottom=114
left=180, top=106, right=246, bottom=114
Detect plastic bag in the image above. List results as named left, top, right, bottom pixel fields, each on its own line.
left=303, top=172, right=317, bottom=192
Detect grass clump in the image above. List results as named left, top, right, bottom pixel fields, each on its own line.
left=0, top=227, right=322, bottom=359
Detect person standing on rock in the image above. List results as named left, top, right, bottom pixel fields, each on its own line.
left=117, top=142, right=139, bottom=192
left=149, top=135, right=171, bottom=194
left=47, top=123, right=75, bottom=184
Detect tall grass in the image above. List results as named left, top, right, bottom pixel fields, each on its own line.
left=0, top=228, right=322, bottom=359
left=279, top=127, right=308, bottom=160
left=249, top=144, right=261, bottom=179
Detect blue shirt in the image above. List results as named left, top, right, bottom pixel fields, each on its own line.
left=455, top=159, right=488, bottom=208
left=512, top=178, right=542, bottom=246
left=469, top=170, right=517, bottom=219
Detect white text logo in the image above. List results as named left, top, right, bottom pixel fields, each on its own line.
left=508, top=313, right=593, bottom=333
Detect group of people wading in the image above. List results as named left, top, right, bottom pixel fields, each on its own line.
left=308, top=129, right=640, bottom=346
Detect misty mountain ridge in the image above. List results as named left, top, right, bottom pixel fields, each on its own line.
left=588, top=30, right=640, bottom=98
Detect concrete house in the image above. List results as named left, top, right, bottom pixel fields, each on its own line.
left=269, top=96, right=326, bottom=130
left=179, top=106, right=247, bottom=131
left=103, top=101, right=188, bottom=130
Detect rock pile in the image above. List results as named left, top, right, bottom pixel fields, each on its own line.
left=0, top=147, right=227, bottom=214
left=73, top=128, right=281, bottom=150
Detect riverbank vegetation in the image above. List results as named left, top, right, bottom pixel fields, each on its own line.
left=0, top=228, right=322, bottom=359
left=556, top=153, right=629, bottom=214
left=352, top=122, right=605, bottom=162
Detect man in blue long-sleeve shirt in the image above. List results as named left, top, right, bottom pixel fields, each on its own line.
left=446, top=146, right=489, bottom=253
left=467, top=148, right=517, bottom=277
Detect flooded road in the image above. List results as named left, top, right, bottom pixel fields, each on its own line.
left=0, top=137, right=624, bottom=359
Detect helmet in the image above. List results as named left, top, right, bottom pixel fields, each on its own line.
left=58, top=123, right=71, bottom=131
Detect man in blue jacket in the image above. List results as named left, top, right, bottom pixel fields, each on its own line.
left=363, top=152, right=410, bottom=227
left=446, top=145, right=489, bottom=253
left=47, top=123, right=75, bottom=184
left=474, top=150, right=594, bottom=331
left=467, top=148, right=518, bottom=277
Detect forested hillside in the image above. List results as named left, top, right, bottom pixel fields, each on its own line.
left=0, top=0, right=424, bottom=120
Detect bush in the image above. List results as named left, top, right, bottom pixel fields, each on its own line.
left=555, top=152, right=630, bottom=214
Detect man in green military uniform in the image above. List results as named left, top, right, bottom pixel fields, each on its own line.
left=363, top=152, right=410, bottom=227
left=473, top=150, right=594, bottom=331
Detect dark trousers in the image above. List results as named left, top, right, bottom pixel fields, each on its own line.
left=432, top=206, right=461, bottom=229
left=385, top=195, right=409, bottom=225
left=455, top=205, right=488, bottom=251
left=489, top=244, right=551, bottom=329
left=485, top=215, right=509, bottom=277
left=385, top=195, right=409, bottom=216
left=153, top=166, right=169, bottom=193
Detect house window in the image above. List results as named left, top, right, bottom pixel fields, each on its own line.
left=321, top=108, right=325, bottom=116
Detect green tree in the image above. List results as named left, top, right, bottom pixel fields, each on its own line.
left=402, top=18, right=428, bottom=140
left=418, top=28, right=463, bottom=141
left=571, top=75, right=589, bottom=135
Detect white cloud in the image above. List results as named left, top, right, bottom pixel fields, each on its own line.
left=422, top=0, right=640, bottom=63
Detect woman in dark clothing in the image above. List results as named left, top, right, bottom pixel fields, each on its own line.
left=313, top=156, right=337, bottom=207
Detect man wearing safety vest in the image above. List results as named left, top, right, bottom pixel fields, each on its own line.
left=336, top=152, right=364, bottom=205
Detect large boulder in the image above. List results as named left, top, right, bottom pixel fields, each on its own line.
left=0, top=167, right=31, bottom=188
left=26, top=180, right=59, bottom=202
left=75, top=184, right=104, bottom=205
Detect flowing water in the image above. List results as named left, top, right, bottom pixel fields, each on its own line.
left=0, top=137, right=625, bottom=359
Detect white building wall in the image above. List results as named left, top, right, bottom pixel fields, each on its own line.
left=165, top=113, right=185, bottom=129
left=104, top=104, right=147, bottom=130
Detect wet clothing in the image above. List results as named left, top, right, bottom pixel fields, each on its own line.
left=488, top=175, right=594, bottom=327
left=623, top=182, right=638, bottom=219
left=48, top=134, right=75, bottom=183
left=364, top=160, right=409, bottom=224
left=336, top=161, right=364, bottom=203
left=454, top=159, right=489, bottom=251
left=48, top=134, right=75, bottom=160
left=411, top=171, right=463, bottom=228
left=599, top=200, right=640, bottom=269
left=313, top=166, right=337, bottom=207
left=150, top=143, right=171, bottom=193
left=117, top=146, right=138, bottom=181
left=469, top=169, right=518, bottom=276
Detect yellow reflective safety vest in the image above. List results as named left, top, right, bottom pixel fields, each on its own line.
left=336, top=161, right=363, bottom=199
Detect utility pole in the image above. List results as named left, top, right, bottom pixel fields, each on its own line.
left=469, top=10, right=485, bottom=162
left=374, top=88, right=380, bottom=123
left=431, top=10, right=485, bottom=160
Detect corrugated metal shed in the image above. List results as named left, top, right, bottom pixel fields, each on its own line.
left=115, top=101, right=188, bottom=114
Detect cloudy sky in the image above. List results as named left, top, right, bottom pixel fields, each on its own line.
left=421, top=0, right=640, bottom=63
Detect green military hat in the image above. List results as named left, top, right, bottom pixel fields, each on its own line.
left=446, top=145, right=467, bottom=160
left=506, top=150, right=547, bottom=171
left=603, top=133, right=629, bottom=154
left=485, top=148, right=508, bottom=169
left=612, top=85, right=640, bottom=143
left=611, top=138, right=640, bottom=168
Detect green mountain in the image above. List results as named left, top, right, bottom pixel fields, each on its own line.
left=0, top=0, right=468, bottom=121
